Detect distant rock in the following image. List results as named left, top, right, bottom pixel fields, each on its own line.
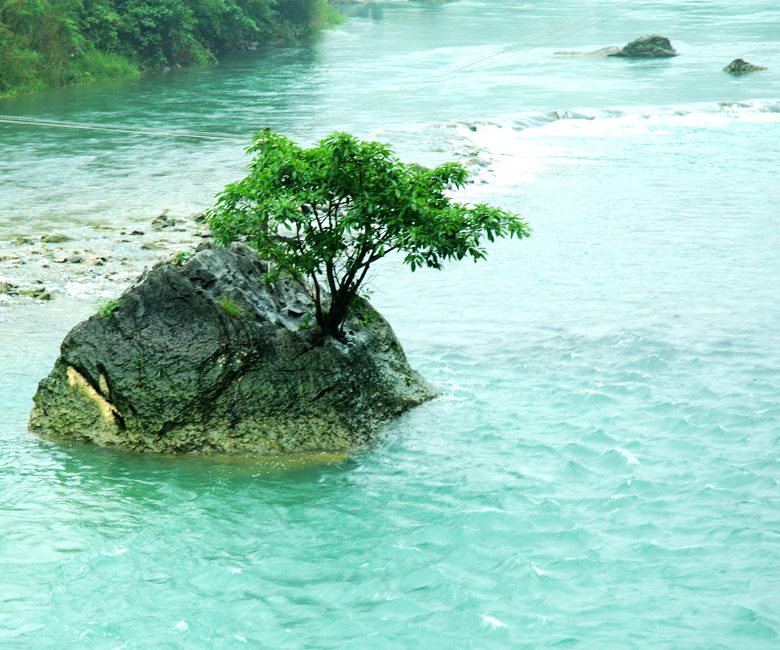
left=608, top=35, right=678, bottom=58
left=0, top=280, right=50, bottom=300
left=151, top=210, right=179, bottom=230
left=0, top=281, right=17, bottom=295
left=17, top=287, right=51, bottom=300
left=30, top=243, right=437, bottom=454
left=12, top=237, right=35, bottom=246
left=41, top=234, right=72, bottom=244
left=723, top=58, right=767, bottom=74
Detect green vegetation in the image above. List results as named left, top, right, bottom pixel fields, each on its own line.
left=0, top=0, right=338, bottom=96
left=218, top=296, right=245, bottom=318
left=173, top=250, right=194, bottom=265
left=208, top=130, right=530, bottom=341
left=97, top=297, right=120, bottom=319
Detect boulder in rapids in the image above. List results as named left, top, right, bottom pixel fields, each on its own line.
left=29, top=243, right=438, bottom=454
left=608, top=35, right=678, bottom=58
left=723, top=58, right=767, bottom=74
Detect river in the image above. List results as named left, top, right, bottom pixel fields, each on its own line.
left=1, top=0, right=779, bottom=646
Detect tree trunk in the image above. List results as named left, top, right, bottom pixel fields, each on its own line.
left=316, top=288, right=354, bottom=343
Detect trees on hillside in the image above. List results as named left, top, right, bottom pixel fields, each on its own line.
left=208, top=130, right=530, bottom=341
left=0, top=0, right=335, bottom=95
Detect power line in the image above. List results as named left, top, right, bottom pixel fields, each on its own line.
left=300, top=0, right=653, bottom=132
left=0, top=0, right=652, bottom=142
left=0, top=115, right=247, bottom=141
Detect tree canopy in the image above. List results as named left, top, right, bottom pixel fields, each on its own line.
left=208, top=130, right=530, bottom=341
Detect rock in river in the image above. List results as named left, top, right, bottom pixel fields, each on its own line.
left=608, top=35, right=678, bottom=58
left=723, top=58, right=767, bottom=74
left=30, top=243, right=438, bottom=454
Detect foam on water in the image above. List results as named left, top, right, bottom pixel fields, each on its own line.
left=480, top=614, right=509, bottom=629
left=450, top=99, right=780, bottom=190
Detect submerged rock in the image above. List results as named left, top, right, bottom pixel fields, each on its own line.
left=12, top=237, right=35, bottom=246
left=41, top=234, right=72, bottom=244
left=723, top=58, right=767, bottom=74
left=140, top=241, right=167, bottom=251
left=608, top=35, right=678, bottom=58
left=17, top=287, right=51, bottom=300
left=151, top=210, right=179, bottom=230
left=554, top=46, right=621, bottom=57
left=30, top=243, right=437, bottom=454
left=0, top=280, right=50, bottom=301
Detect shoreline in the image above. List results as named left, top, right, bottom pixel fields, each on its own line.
left=0, top=3, right=342, bottom=100
left=0, top=210, right=210, bottom=306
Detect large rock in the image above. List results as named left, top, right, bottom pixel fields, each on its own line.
left=29, top=243, right=438, bottom=454
left=608, top=35, right=678, bottom=58
left=723, top=58, right=767, bottom=74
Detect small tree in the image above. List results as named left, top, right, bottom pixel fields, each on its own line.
left=207, top=130, right=530, bottom=341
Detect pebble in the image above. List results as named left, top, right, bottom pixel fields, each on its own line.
left=2, top=210, right=205, bottom=303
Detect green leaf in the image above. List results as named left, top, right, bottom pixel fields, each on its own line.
left=207, top=130, right=530, bottom=339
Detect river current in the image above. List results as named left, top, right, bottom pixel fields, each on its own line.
left=1, top=1, right=779, bottom=647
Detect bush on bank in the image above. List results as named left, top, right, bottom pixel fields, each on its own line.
left=0, top=0, right=337, bottom=96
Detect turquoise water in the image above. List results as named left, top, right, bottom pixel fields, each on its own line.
left=2, top=1, right=780, bottom=646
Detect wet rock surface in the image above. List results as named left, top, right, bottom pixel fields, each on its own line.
left=29, top=243, right=438, bottom=455
left=608, top=35, right=678, bottom=58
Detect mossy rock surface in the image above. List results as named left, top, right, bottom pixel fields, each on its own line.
left=608, top=35, right=678, bottom=58
left=723, top=58, right=767, bottom=74
left=30, top=243, right=438, bottom=454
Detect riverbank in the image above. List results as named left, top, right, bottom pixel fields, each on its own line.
left=0, top=210, right=208, bottom=305
left=0, top=0, right=340, bottom=98
left=0, top=118, right=491, bottom=307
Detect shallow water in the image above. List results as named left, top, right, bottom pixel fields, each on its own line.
left=2, top=0, right=780, bottom=647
